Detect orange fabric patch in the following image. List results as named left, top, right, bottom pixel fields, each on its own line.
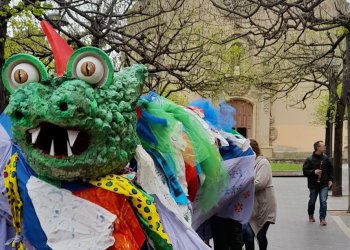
left=73, top=186, right=145, bottom=250
left=182, top=133, right=196, bottom=167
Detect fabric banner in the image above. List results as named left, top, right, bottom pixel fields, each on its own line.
left=0, top=113, right=16, bottom=250
left=192, top=142, right=255, bottom=229
left=27, top=176, right=116, bottom=250
left=155, top=196, right=211, bottom=250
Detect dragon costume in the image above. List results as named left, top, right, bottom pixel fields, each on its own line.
left=0, top=21, right=255, bottom=250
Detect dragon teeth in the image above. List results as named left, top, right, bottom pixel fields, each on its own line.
left=29, top=127, right=41, bottom=144
left=67, top=130, right=80, bottom=147
left=50, top=140, right=55, bottom=156
left=67, top=141, right=73, bottom=156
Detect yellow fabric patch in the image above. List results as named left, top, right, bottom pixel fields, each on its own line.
left=89, top=175, right=171, bottom=245
left=4, top=153, right=25, bottom=250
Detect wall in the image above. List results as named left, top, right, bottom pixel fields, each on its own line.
left=271, top=92, right=325, bottom=153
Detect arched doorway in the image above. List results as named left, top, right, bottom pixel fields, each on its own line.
left=229, top=99, right=253, bottom=138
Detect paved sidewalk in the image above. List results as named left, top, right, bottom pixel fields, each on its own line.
left=267, top=165, right=350, bottom=250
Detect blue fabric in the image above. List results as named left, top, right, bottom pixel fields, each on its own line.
left=136, top=104, right=168, bottom=146
left=195, top=163, right=202, bottom=176
left=142, top=91, right=161, bottom=102
left=187, top=99, right=237, bottom=131
left=136, top=109, right=168, bottom=146
left=219, top=101, right=236, bottom=130
left=0, top=113, right=12, bottom=138
left=308, top=186, right=328, bottom=219
left=140, top=110, right=168, bottom=127
left=219, top=140, right=254, bottom=161
left=146, top=149, right=188, bottom=205
left=14, top=151, right=51, bottom=250
left=189, top=98, right=220, bottom=129
left=137, top=122, right=157, bottom=145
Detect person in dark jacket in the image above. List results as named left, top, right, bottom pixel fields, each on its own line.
left=303, top=140, right=333, bottom=226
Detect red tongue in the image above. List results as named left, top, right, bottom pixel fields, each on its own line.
left=40, top=20, right=73, bottom=77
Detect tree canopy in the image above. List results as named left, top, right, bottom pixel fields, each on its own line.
left=0, top=0, right=253, bottom=111
left=210, top=0, right=345, bottom=105
left=210, top=0, right=349, bottom=200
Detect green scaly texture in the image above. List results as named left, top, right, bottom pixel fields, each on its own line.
left=5, top=64, right=147, bottom=180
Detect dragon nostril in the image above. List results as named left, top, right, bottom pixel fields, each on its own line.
left=59, top=102, right=68, bottom=111
left=14, top=110, right=24, bottom=120
left=76, top=107, right=84, bottom=114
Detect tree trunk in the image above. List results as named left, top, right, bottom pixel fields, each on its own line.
left=348, top=112, right=350, bottom=213
left=333, top=98, right=344, bottom=197
left=0, top=4, right=9, bottom=112
left=346, top=33, right=350, bottom=209
left=332, top=34, right=350, bottom=196
left=331, top=33, right=350, bottom=197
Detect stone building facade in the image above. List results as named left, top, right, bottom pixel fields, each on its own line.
left=228, top=89, right=326, bottom=159
left=227, top=89, right=274, bottom=157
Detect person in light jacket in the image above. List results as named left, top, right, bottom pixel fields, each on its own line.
left=243, top=139, right=277, bottom=250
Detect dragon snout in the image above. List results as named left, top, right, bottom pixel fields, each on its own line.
left=49, top=82, right=97, bottom=118
left=49, top=93, right=93, bottom=118
left=58, top=101, right=69, bottom=112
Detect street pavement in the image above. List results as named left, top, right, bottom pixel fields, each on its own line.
left=266, top=164, right=350, bottom=250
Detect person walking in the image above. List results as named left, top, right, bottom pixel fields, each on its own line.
left=303, top=140, right=333, bottom=226
left=243, top=139, right=277, bottom=250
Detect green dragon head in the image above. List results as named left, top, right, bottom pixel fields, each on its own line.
left=3, top=46, right=147, bottom=180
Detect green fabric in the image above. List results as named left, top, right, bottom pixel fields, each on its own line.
left=138, top=96, right=228, bottom=211
left=138, top=216, right=173, bottom=250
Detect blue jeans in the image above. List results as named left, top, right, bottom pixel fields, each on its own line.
left=308, top=186, right=328, bottom=220
left=243, top=222, right=270, bottom=250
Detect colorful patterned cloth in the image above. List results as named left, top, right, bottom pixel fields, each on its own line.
left=3, top=152, right=170, bottom=250
left=89, top=175, right=173, bottom=249
left=27, top=176, right=117, bottom=250
left=3, top=153, right=24, bottom=250
left=135, top=145, right=192, bottom=227
left=0, top=113, right=16, bottom=250
left=73, top=186, right=145, bottom=250
left=192, top=140, right=255, bottom=230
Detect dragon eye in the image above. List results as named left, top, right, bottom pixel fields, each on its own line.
left=2, top=54, right=48, bottom=94
left=76, top=56, right=104, bottom=85
left=14, top=69, right=28, bottom=83
left=11, top=63, right=39, bottom=84
left=81, top=61, right=96, bottom=76
left=66, top=47, right=114, bottom=88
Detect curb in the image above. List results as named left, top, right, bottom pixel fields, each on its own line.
left=272, top=171, right=304, bottom=177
